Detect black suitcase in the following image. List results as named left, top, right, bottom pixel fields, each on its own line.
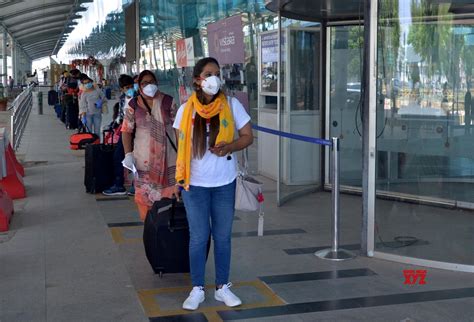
left=84, top=138, right=115, bottom=193
left=143, top=198, right=210, bottom=277
left=48, top=90, right=58, bottom=105
left=65, top=100, right=79, bottom=129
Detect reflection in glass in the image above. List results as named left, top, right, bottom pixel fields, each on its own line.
left=329, top=25, right=364, bottom=187
left=375, top=0, right=474, bottom=266
left=289, top=29, right=318, bottom=111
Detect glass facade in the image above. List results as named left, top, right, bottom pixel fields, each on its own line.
left=0, top=31, right=30, bottom=89
left=138, top=1, right=323, bottom=202
left=57, top=0, right=473, bottom=269
left=138, top=0, right=280, bottom=180
left=374, top=0, right=474, bottom=266
left=138, top=0, right=276, bottom=113
left=329, top=25, right=364, bottom=188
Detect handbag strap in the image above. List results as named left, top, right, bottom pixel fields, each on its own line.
left=166, top=131, right=177, bottom=152
left=137, top=94, right=177, bottom=152
left=170, top=198, right=176, bottom=228
left=227, top=95, right=250, bottom=175
left=79, top=120, right=93, bottom=135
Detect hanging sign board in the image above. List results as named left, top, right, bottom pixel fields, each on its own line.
left=207, top=15, right=245, bottom=65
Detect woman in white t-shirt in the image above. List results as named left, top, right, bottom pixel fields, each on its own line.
left=173, top=57, right=253, bottom=311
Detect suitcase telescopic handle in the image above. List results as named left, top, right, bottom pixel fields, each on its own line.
left=169, top=197, right=177, bottom=230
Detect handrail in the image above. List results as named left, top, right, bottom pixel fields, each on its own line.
left=9, top=84, right=34, bottom=150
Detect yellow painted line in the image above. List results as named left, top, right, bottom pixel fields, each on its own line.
left=109, top=226, right=142, bottom=244
left=137, top=289, right=162, bottom=317
left=139, top=280, right=286, bottom=318
left=109, top=227, right=125, bottom=243
left=204, top=311, right=223, bottom=322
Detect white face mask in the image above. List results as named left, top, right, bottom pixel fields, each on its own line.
left=201, top=76, right=221, bottom=96
left=142, top=84, right=158, bottom=97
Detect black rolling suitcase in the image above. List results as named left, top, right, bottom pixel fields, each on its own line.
left=143, top=198, right=210, bottom=277
left=66, top=100, right=79, bottom=129
left=84, top=131, right=115, bottom=193
left=48, top=90, right=58, bottom=105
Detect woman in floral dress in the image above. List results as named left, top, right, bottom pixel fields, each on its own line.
left=121, top=70, right=177, bottom=220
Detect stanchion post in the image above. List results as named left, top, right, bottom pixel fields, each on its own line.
left=315, top=137, right=356, bottom=261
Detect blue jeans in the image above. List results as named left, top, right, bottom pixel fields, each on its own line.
left=182, top=180, right=236, bottom=287
left=85, top=113, right=102, bottom=137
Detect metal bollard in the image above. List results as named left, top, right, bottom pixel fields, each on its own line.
left=315, top=137, right=356, bottom=261
left=38, top=91, right=43, bottom=115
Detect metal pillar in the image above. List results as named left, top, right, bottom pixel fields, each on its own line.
left=315, top=137, right=356, bottom=261
left=12, top=41, right=16, bottom=84
left=362, top=0, right=378, bottom=257
left=276, top=10, right=282, bottom=205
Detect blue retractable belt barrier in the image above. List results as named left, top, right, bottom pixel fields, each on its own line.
left=251, top=124, right=332, bottom=146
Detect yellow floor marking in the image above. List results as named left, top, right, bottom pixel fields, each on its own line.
left=204, top=311, right=223, bottom=322
left=138, top=280, right=285, bottom=318
left=109, top=226, right=142, bottom=244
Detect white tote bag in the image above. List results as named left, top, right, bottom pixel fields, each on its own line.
left=235, top=173, right=263, bottom=212
left=234, top=149, right=263, bottom=212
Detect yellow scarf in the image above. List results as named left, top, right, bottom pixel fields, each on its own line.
left=176, top=92, right=234, bottom=190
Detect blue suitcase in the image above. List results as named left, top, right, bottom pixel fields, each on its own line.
left=54, top=103, right=62, bottom=118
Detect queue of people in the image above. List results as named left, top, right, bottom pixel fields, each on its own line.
left=56, top=57, right=253, bottom=310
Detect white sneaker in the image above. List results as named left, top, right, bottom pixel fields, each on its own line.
left=182, top=286, right=205, bottom=310
left=214, top=282, right=242, bottom=307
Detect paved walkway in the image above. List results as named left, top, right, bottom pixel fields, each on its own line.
left=1, top=102, right=473, bottom=322
left=1, top=102, right=146, bottom=321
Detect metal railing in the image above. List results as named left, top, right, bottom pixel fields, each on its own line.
left=9, top=84, right=34, bottom=150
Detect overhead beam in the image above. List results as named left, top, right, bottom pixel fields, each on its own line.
left=16, top=28, right=65, bottom=42
left=8, top=15, right=70, bottom=33
left=29, top=48, right=55, bottom=55
left=23, top=40, right=59, bottom=51
left=28, top=46, right=58, bottom=54
left=24, top=40, right=65, bottom=52
left=13, top=22, right=70, bottom=38
left=2, top=8, right=74, bottom=28
left=0, top=0, right=25, bottom=10
left=0, top=2, right=73, bottom=21
left=22, top=37, right=60, bottom=47
left=29, top=51, right=55, bottom=59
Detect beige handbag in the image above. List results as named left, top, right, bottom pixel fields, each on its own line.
left=235, top=173, right=263, bottom=212
left=234, top=149, right=265, bottom=235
